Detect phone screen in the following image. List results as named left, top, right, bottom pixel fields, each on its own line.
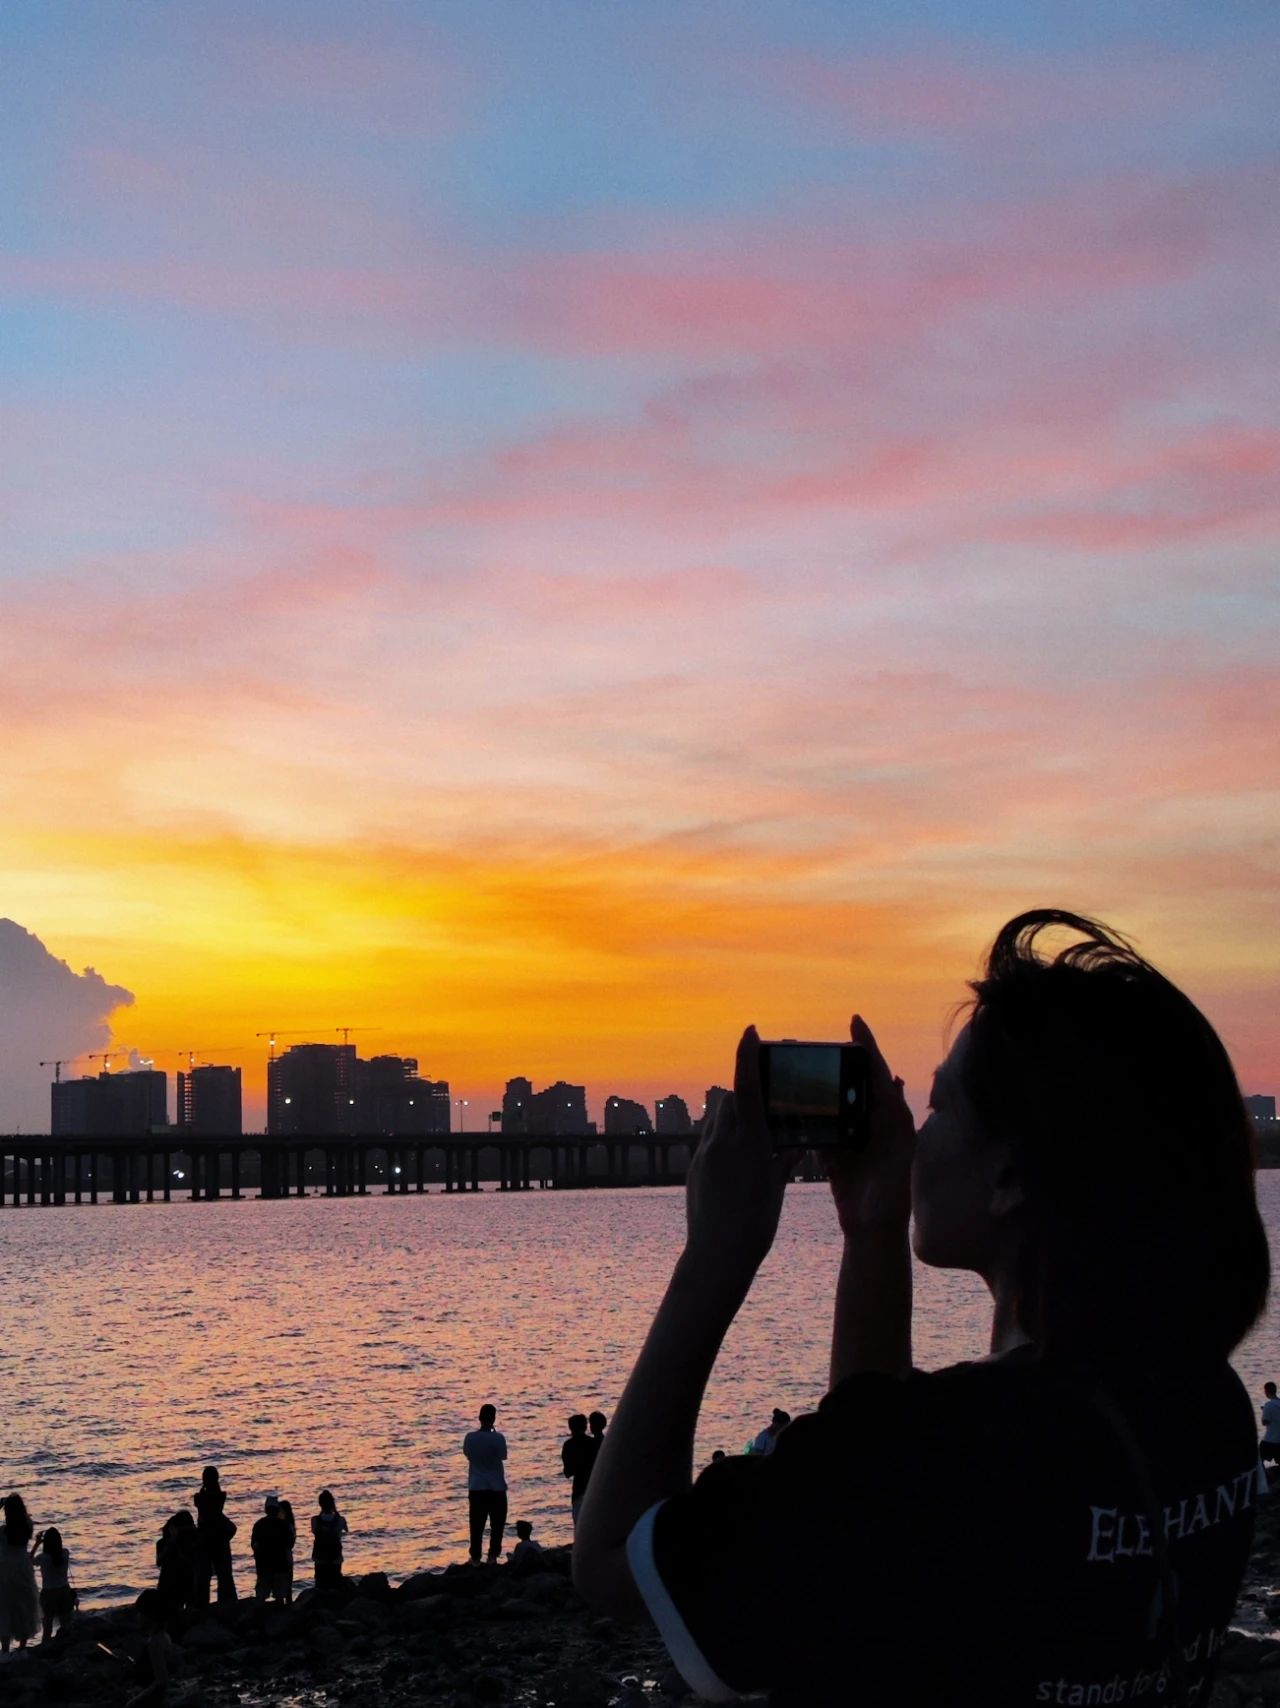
left=758, top=1041, right=869, bottom=1148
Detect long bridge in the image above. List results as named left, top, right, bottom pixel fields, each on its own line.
left=0, top=1132, right=697, bottom=1206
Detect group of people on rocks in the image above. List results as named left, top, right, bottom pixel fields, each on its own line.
left=559, top=1409, right=609, bottom=1530
left=462, top=1402, right=610, bottom=1564
left=8, top=1373, right=1274, bottom=1654
left=0, top=1496, right=76, bottom=1652
left=153, top=1469, right=347, bottom=1612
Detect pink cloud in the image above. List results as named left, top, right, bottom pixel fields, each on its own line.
left=745, top=43, right=1228, bottom=140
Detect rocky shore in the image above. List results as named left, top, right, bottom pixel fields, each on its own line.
left=4, top=1502, right=1278, bottom=1708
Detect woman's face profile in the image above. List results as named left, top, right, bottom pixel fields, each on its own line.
left=911, top=1026, right=1008, bottom=1277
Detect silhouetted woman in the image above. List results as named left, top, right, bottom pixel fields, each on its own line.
left=277, top=1499, right=297, bottom=1606
left=32, top=1525, right=75, bottom=1641
left=155, top=1511, right=197, bottom=1617
left=192, top=1466, right=237, bottom=1606
left=0, top=1494, right=39, bottom=1652
left=576, top=911, right=1271, bottom=1708
left=125, top=1588, right=180, bottom=1708
left=310, top=1490, right=348, bottom=1593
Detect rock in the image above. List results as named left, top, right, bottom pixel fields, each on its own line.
left=398, top=1570, right=448, bottom=1602
left=306, top=1623, right=345, bottom=1657
left=358, top=1570, right=394, bottom=1602
left=339, top=1595, right=390, bottom=1628
left=591, top=1614, right=617, bottom=1640
left=544, top=1663, right=613, bottom=1706
left=462, top=1668, right=507, bottom=1701
left=182, top=1621, right=236, bottom=1654
left=515, top=1571, right=577, bottom=1610
left=1221, top=1633, right=1278, bottom=1675
left=397, top=1594, right=449, bottom=1630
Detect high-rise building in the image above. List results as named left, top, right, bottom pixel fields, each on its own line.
left=359, top=1056, right=450, bottom=1135
left=531, top=1080, right=589, bottom=1135
left=604, top=1096, right=653, bottom=1136
left=1245, top=1094, right=1277, bottom=1126
left=701, top=1086, right=730, bottom=1134
left=177, top=1065, right=242, bottom=1136
left=655, top=1093, right=692, bottom=1136
left=502, top=1077, right=534, bottom=1134
left=268, top=1043, right=358, bottom=1136
left=504, top=1078, right=589, bottom=1135
left=51, top=1070, right=168, bottom=1136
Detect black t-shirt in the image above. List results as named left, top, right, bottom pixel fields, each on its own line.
left=563, top=1434, right=597, bottom=1499
left=626, top=1351, right=1260, bottom=1707
left=251, top=1515, right=292, bottom=1570
left=193, top=1486, right=226, bottom=1532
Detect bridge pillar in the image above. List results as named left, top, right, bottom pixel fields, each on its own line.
left=74, top=1152, right=83, bottom=1205
left=163, top=1152, right=171, bottom=1201
left=259, top=1147, right=279, bottom=1199
left=39, top=1151, right=51, bottom=1206
left=144, top=1150, right=155, bottom=1202
left=112, top=1151, right=128, bottom=1204
left=295, top=1149, right=307, bottom=1196
left=356, top=1148, right=367, bottom=1195
left=231, top=1149, right=242, bottom=1200
left=89, top=1153, right=99, bottom=1205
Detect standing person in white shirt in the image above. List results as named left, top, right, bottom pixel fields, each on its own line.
left=1261, top=1382, right=1280, bottom=1464
left=463, top=1404, right=508, bottom=1564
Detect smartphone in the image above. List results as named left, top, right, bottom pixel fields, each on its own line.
left=758, top=1041, right=870, bottom=1149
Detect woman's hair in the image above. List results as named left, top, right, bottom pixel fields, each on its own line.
left=3, top=1494, right=33, bottom=1546
left=318, top=1489, right=335, bottom=1512
left=42, top=1526, right=66, bottom=1566
left=958, top=908, right=1270, bottom=1364
left=201, top=1465, right=220, bottom=1486
left=136, top=1588, right=166, bottom=1626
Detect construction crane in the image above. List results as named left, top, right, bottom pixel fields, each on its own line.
left=334, top=1027, right=375, bottom=1046
left=86, top=1051, right=118, bottom=1073
left=144, top=1047, right=247, bottom=1070
left=253, top=1030, right=325, bottom=1062
left=39, top=1058, right=73, bottom=1083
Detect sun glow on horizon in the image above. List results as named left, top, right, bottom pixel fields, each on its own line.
left=1, top=1, right=1276, bottom=1131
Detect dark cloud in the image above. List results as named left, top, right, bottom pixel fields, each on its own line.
left=0, top=920, right=134, bottom=1133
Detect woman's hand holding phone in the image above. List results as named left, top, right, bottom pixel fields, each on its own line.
left=825, top=1015, right=915, bottom=1238
left=682, top=1025, right=799, bottom=1286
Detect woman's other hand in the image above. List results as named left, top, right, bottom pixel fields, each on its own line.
left=826, top=1015, right=915, bottom=1237
left=683, top=1026, right=797, bottom=1282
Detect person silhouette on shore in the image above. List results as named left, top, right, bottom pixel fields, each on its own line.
left=155, top=1511, right=197, bottom=1617
left=746, top=1408, right=791, bottom=1455
left=561, top=1414, right=594, bottom=1532
left=277, top=1499, right=297, bottom=1603
left=1261, top=1381, right=1280, bottom=1464
left=32, top=1525, right=75, bottom=1641
left=192, top=1466, right=237, bottom=1606
left=710, top=1450, right=727, bottom=1466
left=251, top=1496, right=293, bottom=1605
left=125, top=1588, right=180, bottom=1708
left=589, top=1411, right=608, bottom=1456
left=463, top=1403, right=508, bottom=1564
left=310, top=1489, right=348, bottom=1593
left=0, top=1494, right=39, bottom=1652
left=510, top=1521, right=543, bottom=1574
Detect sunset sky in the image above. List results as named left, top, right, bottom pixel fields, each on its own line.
left=2, top=0, right=1277, bottom=1131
